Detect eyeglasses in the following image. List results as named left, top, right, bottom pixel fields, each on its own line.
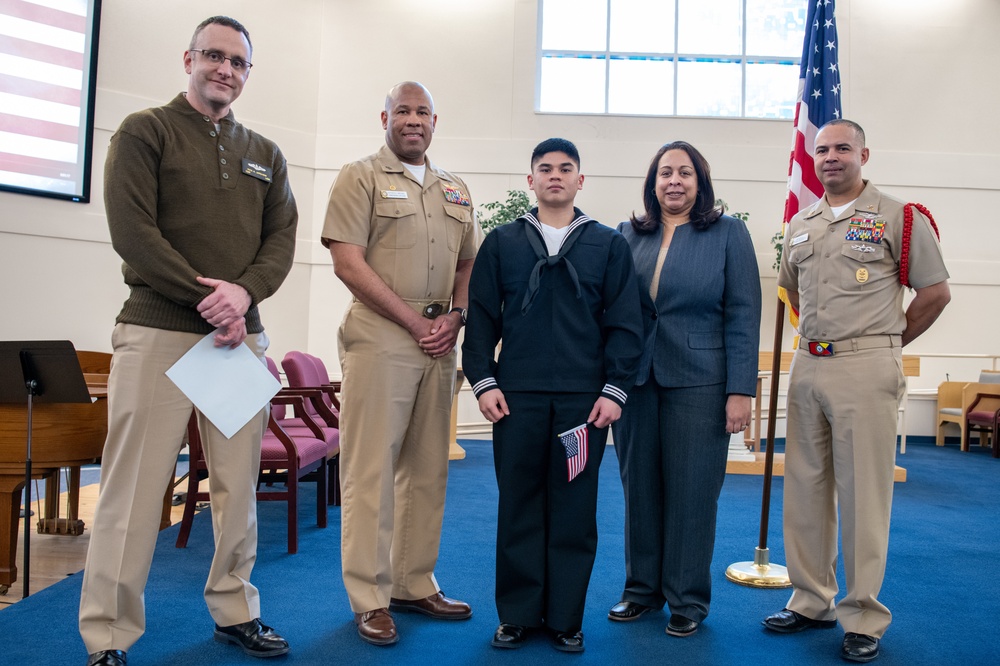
left=190, top=49, right=253, bottom=72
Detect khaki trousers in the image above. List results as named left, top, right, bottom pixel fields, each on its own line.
left=782, top=346, right=904, bottom=638
left=79, top=324, right=268, bottom=653
left=337, top=305, right=454, bottom=612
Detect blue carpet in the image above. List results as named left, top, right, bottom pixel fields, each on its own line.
left=1, top=439, right=997, bottom=665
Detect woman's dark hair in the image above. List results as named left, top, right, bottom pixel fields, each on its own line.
left=630, top=141, right=722, bottom=233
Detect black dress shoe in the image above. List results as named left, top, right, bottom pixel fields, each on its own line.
left=491, top=623, right=528, bottom=649
left=665, top=614, right=698, bottom=637
left=86, top=651, right=126, bottom=666
left=214, top=618, right=290, bottom=657
left=841, top=633, right=880, bottom=662
left=608, top=600, right=653, bottom=622
left=550, top=630, right=584, bottom=653
left=762, top=608, right=838, bottom=633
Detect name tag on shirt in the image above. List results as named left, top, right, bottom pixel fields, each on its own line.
left=381, top=190, right=409, bottom=199
left=790, top=233, right=809, bottom=246
left=242, top=159, right=272, bottom=182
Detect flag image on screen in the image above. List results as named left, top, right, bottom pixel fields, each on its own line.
left=0, top=0, right=102, bottom=202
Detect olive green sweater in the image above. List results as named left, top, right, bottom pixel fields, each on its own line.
left=105, top=94, right=297, bottom=334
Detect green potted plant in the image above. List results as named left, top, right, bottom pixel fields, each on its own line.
left=478, top=189, right=532, bottom=234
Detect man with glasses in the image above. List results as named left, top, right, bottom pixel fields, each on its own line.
left=321, top=81, right=480, bottom=646
left=78, top=16, right=296, bottom=666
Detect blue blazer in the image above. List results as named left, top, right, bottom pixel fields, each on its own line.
left=617, top=215, right=761, bottom=395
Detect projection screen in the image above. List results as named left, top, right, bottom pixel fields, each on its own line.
left=0, top=0, right=102, bottom=203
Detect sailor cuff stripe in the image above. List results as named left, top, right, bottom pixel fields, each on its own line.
left=472, top=377, right=498, bottom=396
left=602, top=384, right=628, bottom=404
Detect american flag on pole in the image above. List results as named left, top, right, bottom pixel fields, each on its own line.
left=779, top=0, right=842, bottom=327
left=558, top=423, right=589, bottom=482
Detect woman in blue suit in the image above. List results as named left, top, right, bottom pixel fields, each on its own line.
left=608, top=141, right=761, bottom=637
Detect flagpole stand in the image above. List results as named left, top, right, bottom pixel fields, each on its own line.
left=726, top=298, right=793, bottom=591
left=726, top=547, right=791, bottom=588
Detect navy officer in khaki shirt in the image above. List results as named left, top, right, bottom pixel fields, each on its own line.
left=764, top=120, right=949, bottom=663
left=321, top=81, right=481, bottom=647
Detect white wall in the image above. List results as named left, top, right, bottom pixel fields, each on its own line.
left=1, top=0, right=997, bottom=435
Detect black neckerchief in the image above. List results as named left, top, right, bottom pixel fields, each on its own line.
left=518, top=207, right=594, bottom=314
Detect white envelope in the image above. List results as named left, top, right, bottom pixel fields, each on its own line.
left=165, top=331, right=281, bottom=439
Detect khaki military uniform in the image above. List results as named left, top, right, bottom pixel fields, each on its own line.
left=321, top=145, right=479, bottom=612
left=776, top=180, right=948, bottom=638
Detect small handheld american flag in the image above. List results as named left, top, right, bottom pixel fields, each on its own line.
left=558, top=423, right=589, bottom=482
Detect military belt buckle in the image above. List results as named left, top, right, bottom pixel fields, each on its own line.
left=807, top=341, right=835, bottom=357
left=422, top=303, right=444, bottom=319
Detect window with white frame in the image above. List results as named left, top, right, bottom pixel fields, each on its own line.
left=538, top=0, right=807, bottom=119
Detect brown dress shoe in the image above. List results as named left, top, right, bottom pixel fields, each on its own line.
left=389, top=591, right=472, bottom=620
left=355, top=608, right=398, bottom=646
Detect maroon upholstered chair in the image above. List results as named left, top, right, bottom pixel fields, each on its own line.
left=938, top=371, right=1000, bottom=449
left=964, top=392, right=1000, bottom=458
left=306, top=353, right=341, bottom=411
left=281, top=351, right=341, bottom=505
left=267, top=355, right=340, bottom=505
left=265, top=357, right=339, bottom=457
left=175, top=400, right=328, bottom=554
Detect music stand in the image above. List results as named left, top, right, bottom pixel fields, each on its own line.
left=0, top=341, right=90, bottom=598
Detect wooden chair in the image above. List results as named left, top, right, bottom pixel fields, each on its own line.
left=268, top=355, right=341, bottom=506
left=964, top=392, right=1000, bottom=458
left=936, top=371, right=1000, bottom=449
left=280, top=353, right=341, bottom=424
left=280, top=352, right=342, bottom=505
left=304, top=353, right=342, bottom=409
left=175, top=400, right=328, bottom=554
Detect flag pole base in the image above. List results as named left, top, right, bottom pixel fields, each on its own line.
left=726, top=547, right=792, bottom=588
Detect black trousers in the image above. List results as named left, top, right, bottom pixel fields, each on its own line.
left=492, top=391, right=607, bottom=633
left=611, top=381, right=729, bottom=622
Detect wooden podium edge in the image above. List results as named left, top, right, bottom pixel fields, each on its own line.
left=726, top=452, right=906, bottom=482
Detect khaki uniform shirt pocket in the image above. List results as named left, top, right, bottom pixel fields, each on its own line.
left=374, top=201, right=417, bottom=249
left=442, top=203, right=472, bottom=252
left=840, top=244, right=886, bottom=290
left=787, top=242, right=815, bottom=293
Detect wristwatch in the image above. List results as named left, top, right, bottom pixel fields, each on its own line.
left=449, top=307, right=468, bottom=325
